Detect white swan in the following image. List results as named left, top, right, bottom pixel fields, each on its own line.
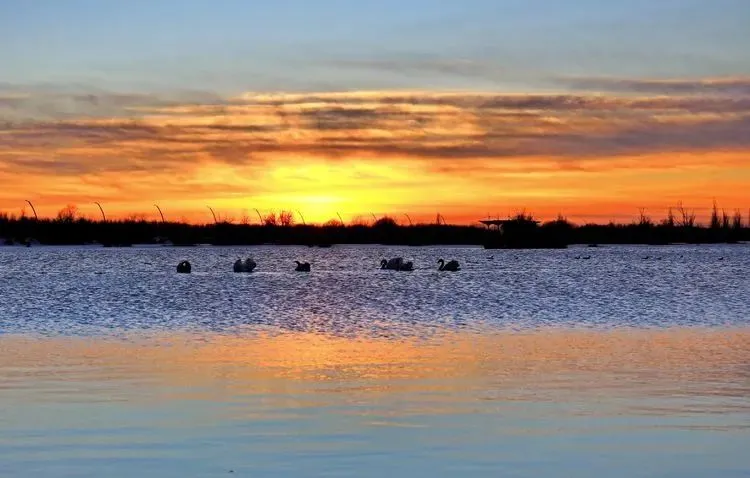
left=295, top=260, right=311, bottom=272
left=437, top=259, right=460, bottom=271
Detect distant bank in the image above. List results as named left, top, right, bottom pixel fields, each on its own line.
left=1, top=213, right=748, bottom=249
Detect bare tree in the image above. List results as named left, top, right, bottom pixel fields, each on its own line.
left=240, top=210, right=251, bottom=225
left=733, top=210, right=743, bottom=230
left=373, top=216, right=397, bottom=227
left=264, top=212, right=278, bottom=226
left=638, top=208, right=652, bottom=226
left=662, top=208, right=675, bottom=227
left=56, top=204, right=79, bottom=223
left=677, top=202, right=695, bottom=227
left=351, top=216, right=369, bottom=226
left=279, top=210, right=294, bottom=226
left=710, top=201, right=721, bottom=229
left=324, top=218, right=344, bottom=227
left=125, top=213, right=147, bottom=222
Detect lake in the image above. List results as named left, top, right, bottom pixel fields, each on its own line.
left=1, top=244, right=749, bottom=477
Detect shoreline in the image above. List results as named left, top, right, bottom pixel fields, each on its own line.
left=3, top=211, right=749, bottom=248
left=0, top=241, right=747, bottom=249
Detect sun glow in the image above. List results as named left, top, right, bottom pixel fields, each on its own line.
left=2, top=87, right=749, bottom=224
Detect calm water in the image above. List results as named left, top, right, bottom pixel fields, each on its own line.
left=1, top=244, right=749, bottom=477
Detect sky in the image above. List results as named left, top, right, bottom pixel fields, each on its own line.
left=1, top=0, right=749, bottom=224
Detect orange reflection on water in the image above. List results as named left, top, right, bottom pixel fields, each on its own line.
left=2, top=327, right=750, bottom=432
left=2, top=327, right=749, bottom=391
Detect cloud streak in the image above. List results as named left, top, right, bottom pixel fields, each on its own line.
left=560, top=76, right=750, bottom=96
left=2, top=84, right=750, bottom=175
left=0, top=83, right=228, bottom=121
left=1, top=76, right=749, bottom=222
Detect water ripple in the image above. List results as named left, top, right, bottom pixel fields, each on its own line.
left=1, top=244, right=748, bottom=337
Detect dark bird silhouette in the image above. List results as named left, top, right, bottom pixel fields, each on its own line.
left=381, top=257, right=413, bottom=271
left=176, top=260, right=191, bottom=274
left=295, top=260, right=311, bottom=272
left=233, top=258, right=257, bottom=273
left=380, top=257, right=404, bottom=271
left=437, top=259, right=460, bottom=271
left=380, top=258, right=399, bottom=270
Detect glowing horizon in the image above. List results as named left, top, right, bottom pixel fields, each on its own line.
left=2, top=3, right=749, bottom=223
left=2, top=85, right=749, bottom=225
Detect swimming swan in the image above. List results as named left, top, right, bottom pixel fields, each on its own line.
left=176, top=260, right=192, bottom=273
left=380, top=257, right=413, bottom=271
left=380, top=258, right=401, bottom=270
left=379, top=257, right=409, bottom=271
left=399, top=260, right=414, bottom=271
left=295, top=261, right=311, bottom=272
left=437, top=259, right=460, bottom=271
left=233, top=258, right=257, bottom=272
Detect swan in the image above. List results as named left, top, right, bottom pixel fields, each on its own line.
left=295, top=260, right=311, bottom=272
left=233, top=258, right=257, bottom=272
left=380, top=257, right=413, bottom=271
left=380, top=257, right=402, bottom=270
left=437, top=259, right=460, bottom=271
left=176, top=260, right=191, bottom=273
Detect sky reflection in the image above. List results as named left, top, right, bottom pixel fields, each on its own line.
left=2, top=327, right=749, bottom=477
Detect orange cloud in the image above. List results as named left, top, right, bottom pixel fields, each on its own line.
left=1, top=81, right=749, bottom=223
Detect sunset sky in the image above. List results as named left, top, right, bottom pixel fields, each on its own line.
left=1, top=0, right=749, bottom=224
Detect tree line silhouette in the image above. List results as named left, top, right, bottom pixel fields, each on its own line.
left=1, top=203, right=748, bottom=248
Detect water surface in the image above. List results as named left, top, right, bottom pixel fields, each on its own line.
left=0, top=245, right=748, bottom=477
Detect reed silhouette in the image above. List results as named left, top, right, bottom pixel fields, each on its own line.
left=0, top=205, right=747, bottom=248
